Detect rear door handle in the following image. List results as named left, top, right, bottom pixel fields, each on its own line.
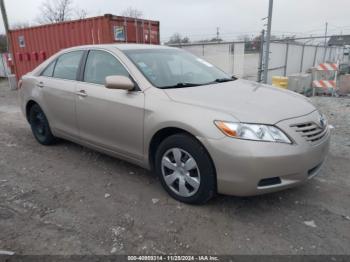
left=37, top=82, right=44, bottom=88
left=75, top=90, right=88, bottom=97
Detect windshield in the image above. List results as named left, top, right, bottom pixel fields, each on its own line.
left=123, top=48, right=234, bottom=89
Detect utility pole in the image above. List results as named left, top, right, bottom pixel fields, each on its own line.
left=324, top=22, right=328, bottom=46
left=0, top=0, right=9, bottom=33
left=263, top=0, right=273, bottom=83
left=323, top=21, right=328, bottom=61
left=216, top=27, right=220, bottom=42
left=0, top=0, right=10, bottom=50
left=0, top=0, right=15, bottom=81
left=257, top=29, right=265, bottom=82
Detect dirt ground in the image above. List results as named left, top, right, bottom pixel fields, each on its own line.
left=0, top=79, right=349, bottom=255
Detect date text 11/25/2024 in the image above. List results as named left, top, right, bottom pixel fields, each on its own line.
left=127, top=255, right=219, bottom=261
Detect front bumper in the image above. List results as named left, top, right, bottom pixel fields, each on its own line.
left=199, top=112, right=331, bottom=196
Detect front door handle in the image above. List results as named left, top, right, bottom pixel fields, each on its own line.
left=37, top=82, right=44, bottom=88
left=76, top=90, right=88, bottom=97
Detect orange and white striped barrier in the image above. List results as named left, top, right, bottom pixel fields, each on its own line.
left=313, top=80, right=336, bottom=89
left=316, top=63, right=338, bottom=71
left=312, top=62, right=339, bottom=96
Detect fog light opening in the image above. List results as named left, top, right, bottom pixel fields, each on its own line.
left=258, top=177, right=282, bottom=187
left=308, top=162, right=323, bottom=178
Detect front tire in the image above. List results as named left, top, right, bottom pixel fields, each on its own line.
left=155, top=134, right=216, bottom=204
left=29, top=104, right=57, bottom=145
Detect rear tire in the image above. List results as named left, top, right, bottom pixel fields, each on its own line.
left=155, top=133, right=216, bottom=204
left=29, top=104, right=57, bottom=145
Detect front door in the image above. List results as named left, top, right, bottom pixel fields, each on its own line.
left=75, top=50, right=145, bottom=160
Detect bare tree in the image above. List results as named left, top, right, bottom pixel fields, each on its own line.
left=36, top=0, right=72, bottom=24
left=121, top=7, right=143, bottom=18
left=74, top=8, right=87, bottom=20
left=36, top=0, right=87, bottom=24
left=197, top=37, right=222, bottom=43
left=168, top=33, right=182, bottom=44
left=167, top=33, right=190, bottom=44
left=237, top=34, right=251, bottom=42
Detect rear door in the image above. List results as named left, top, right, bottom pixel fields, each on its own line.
left=75, top=49, right=145, bottom=160
left=38, top=50, right=84, bottom=139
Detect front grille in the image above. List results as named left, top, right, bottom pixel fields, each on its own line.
left=291, top=122, right=328, bottom=143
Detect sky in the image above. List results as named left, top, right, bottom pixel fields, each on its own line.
left=1, top=0, right=350, bottom=42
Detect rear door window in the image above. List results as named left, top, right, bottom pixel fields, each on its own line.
left=53, top=51, right=84, bottom=80
left=83, top=50, right=129, bottom=85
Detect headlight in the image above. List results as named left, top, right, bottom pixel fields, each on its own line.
left=214, top=121, right=292, bottom=144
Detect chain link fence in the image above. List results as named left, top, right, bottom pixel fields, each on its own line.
left=263, top=41, right=346, bottom=84
left=168, top=39, right=347, bottom=85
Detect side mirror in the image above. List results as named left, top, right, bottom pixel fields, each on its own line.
left=105, top=75, right=135, bottom=91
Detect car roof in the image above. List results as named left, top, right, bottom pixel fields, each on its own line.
left=62, top=44, right=177, bottom=52
left=114, top=44, right=176, bottom=50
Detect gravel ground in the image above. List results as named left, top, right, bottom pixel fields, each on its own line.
left=0, top=79, right=349, bottom=255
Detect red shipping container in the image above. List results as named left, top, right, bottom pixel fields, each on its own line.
left=8, top=14, right=160, bottom=79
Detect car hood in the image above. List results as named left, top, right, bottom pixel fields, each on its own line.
left=164, top=79, right=316, bottom=124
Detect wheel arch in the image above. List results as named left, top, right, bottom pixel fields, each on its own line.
left=25, top=100, right=39, bottom=123
left=148, top=127, right=217, bottom=179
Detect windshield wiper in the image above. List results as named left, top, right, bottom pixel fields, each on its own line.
left=213, top=77, right=235, bottom=83
left=202, top=77, right=237, bottom=86
left=161, top=77, right=237, bottom=89
left=161, top=82, right=203, bottom=89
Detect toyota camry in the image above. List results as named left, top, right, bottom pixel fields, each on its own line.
left=19, top=44, right=330, bottom=204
